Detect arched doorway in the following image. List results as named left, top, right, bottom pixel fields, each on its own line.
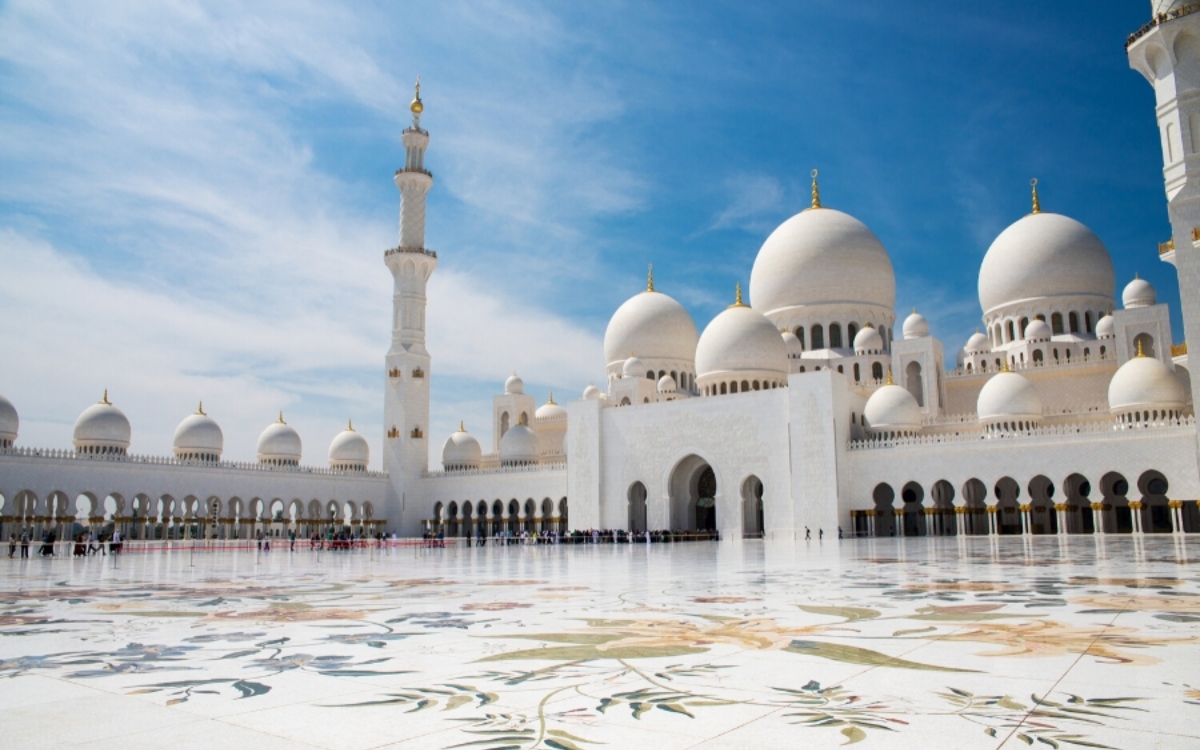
left=1027, top=475, right=1057, bottom=535
left=872, top=483, right=895, bottom=537
left=1137, top=470, right=1171, bottom=533
left=668, top=455, right=717, bottom=531
left=741, top=476, right=764, bottom=537
left=628, top=482, right=647, bottom=531
left=900, top=482, right=924, bottom=536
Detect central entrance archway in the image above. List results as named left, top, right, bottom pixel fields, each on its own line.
left=668, top=455, right=716, bottom=531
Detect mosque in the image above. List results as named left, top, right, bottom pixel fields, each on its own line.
left=3, top=2, right=1200, bottom=543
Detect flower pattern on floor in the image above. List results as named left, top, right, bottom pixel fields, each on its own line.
left=1, top=536, right=1198, bottom=749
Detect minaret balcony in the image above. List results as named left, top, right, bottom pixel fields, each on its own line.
left=1127, top=2, right=1200, bottom=48
left=394, top=167, right=433, bottom=178
left=385, top=246, right=437, bottom=259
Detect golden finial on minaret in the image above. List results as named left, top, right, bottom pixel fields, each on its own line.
left=1030, top=178, right=1040, bottom=214
left=100, top=389, right=110, bottom=405
left=647, top=263, right=655, bottom=292
left=410, top=76, right=423, bottom=115
left=885, top=368, right=894, bottom=386
left=196, top=401, right=206, bottom=416
left=278, top=411, right=286, bottom=424
left=810, top=169, right=821, bottom=209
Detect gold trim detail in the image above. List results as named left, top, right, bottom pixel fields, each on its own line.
left=1030, top=178, right=1040, bottom=214
left=810, top=169, right=821, bottom=209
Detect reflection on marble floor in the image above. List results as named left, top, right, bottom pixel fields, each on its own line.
left=2, top=536, right=1198, bottom=749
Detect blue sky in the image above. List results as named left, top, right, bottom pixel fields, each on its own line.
left=0, top=1, right=1177, bottom=468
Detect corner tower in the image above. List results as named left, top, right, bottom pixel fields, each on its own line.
left=383, top=79, right=437, bottom=534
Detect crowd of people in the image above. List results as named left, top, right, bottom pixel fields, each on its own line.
left=420, top=527, right=722, bottom=547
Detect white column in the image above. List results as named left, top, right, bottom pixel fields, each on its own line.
left=987, top=507, right=998, bottom=536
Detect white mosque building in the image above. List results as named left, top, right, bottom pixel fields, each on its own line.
left=4, top=2, right=1200, bottom=543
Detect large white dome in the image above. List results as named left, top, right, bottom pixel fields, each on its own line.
left=73, top=392, right=131, bottom=454
left=173, top=405, right=223, bottom=461
left=0, top=392, right=17, bottom=446
left=750, top=207, right=896, bottom=317
left=1108, top=354, right=1185, bottom=416
left=329, top=422, right=369, bottom=469
left=442, top=424, right=483, bottom=469
left=695, top=301, right=788, bottom=379
left=978, top=212, right=1114, bottom=315
left=977, top=371, right=1043, bottom=424
left=603, top=288, right=698, bottom=369
left=257, top=414, right=302, bottom=465
left=499, top=424, right=539, bottom=465
left=863, top=383, right=921, bottom=434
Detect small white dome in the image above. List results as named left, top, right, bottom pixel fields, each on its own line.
left=622, top=356, right=646, bottom=379
left=1122, top=276, right=1157, bottom=309
left=696, top=299, right=788, bottom=379
left=536, top=394, right=567, bottom=420
left=603, top=287, right=698, bottom=370
left=853, top=324, right=884, bottom=354
left=1024, top=319, right=1052, bottom=342
left=955, top=348, right=966, bottom=368
left=863, top=383, right=921, bottom=433
left=329, top=422, right=369, bottom=469
left=978, top=212, right=1115, bottom=315
left=780, top=330, right=803, bottom=356
left=0, top=392, right=17, bottom=446
left=1108, top=354, right=1185, bottom=416
left=73, top=391, right=131, bottom=454
left=1096, top=314, right=1115, bottom=338
left=504, top=372, right=524, bottom=395
left=965, top=331, right=991, bottom=353
left=977, top=370, right=1043, bottom=424
left=657, top=374, right=677, bottom=393
left=442, top=423, right=482, bottom=469
left=257, top=414, right=302, bottom=465
left=498, top=423, right=539, bottom=465
left=582, top=383, right=601, bottom=400
left=172, top=404, right=223, bottom=460
left=902, top=310, right=929, bottom=340
left=750, top=207, right=896, bottom=317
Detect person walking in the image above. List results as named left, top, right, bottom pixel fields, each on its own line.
left=819, top=528, right=824, bottom=540
left=289, top=529, right=296, bottom=551
left=20, top=529, right=29, bottom=558
left=804, top=527, right=811, bottom=540
left=7, top=533, right=15, bottom=558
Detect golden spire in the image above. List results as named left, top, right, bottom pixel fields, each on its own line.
left=100, top=389, right=110, bottom=405
left=810, top=169, right=821, bottom=209
left=1001, top=357, right=1011, bottom=372
left=729, top=282, right=747, bottom=308
left=410, top=76, right=423, bottom=115
left=547, top=391, right=556, bottom=405
left=458, top=420, right=466, bottom=432
left=1135, top=338, right=1146, bottom=358
left=348, top=419, right=354, bottom=431
left=277, top=411, right=286, bottom=424
left=1030, top=178, right=1040, bottom=214
left=885, top=368, right=894, bottom=386
left=647, top=263, right=655, bottom=292
left=196, top=401, right=206, bottom=416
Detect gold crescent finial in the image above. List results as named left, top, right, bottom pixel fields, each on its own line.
left=197, top=401, right=205, bottom=416
left=647, top=263, right=654, bottom=292
left=101, top=389, right=110, bottom=405
left=885, top=368, right=894, bottom=386
left=278, top=410, right=286, bottom=424
left=1030, top=178, right=1040, bottom=214
left=810, top=168, right=821, bottom=209
left=410, top=76, right=423, bottom=115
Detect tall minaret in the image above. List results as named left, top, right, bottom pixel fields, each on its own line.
left=383, top=79, right=437, bottom=535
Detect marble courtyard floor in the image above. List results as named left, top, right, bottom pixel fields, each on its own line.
left=2, top=536, right=1199, bottom=749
